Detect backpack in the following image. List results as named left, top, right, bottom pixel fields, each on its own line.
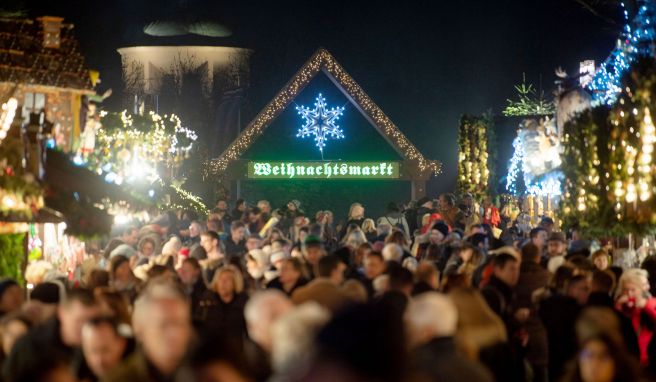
left=380, top=216, right=405, bottom=233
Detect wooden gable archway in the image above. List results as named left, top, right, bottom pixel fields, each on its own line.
left=207, top=48, right=441, bottom=199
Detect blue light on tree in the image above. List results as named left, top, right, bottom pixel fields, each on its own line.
left=296, top=93, right=345, bottom=152
left=587, top=1, right=656, bottom=105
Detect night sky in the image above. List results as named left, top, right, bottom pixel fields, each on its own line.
left=24, top=0, right=620, bottom=195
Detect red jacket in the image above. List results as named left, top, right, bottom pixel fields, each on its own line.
left=617, top=297, right=656, bottom=365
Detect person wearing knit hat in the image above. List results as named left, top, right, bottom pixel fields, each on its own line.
left=0, top=279, right=23, bottom=315
left=433, top=222, right=450, bottom=239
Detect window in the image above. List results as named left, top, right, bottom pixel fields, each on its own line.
left=22, top=92, right=46, bottom=124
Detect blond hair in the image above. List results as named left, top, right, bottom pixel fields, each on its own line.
left=449, top=287, right=507, bottom=359
left=348, top=203, right=365, bottom=220
left=211, top=265, right=245, bottom=294
left=361, top=218, right=376, bottom=234
left=616, top=268, right=650, bottom=299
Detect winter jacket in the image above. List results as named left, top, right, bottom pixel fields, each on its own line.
left=411, top=336, right=493, bottom=382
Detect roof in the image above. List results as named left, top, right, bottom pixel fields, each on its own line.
left=0, top=17, right=93, bottom=91
left=208, top=48, right=441, bottom=178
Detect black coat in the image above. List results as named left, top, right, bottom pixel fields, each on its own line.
left=102, top=348, right=186, bottom=382
left=266, top=277, right=308, bottom=297
left=587, top=292, right=641, bottom=359
left=538, top=292, right=581, bottom=382
left=195, top=291, right=248, bottom=340
left=411, top=337, right=493, bottom=382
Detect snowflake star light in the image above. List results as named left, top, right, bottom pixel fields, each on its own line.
left=296, top=93, right=345, bottom=152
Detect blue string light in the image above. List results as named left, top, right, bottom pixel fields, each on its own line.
left=587, top=0, right=656, bottom=105
left=506, top=135, right=524, bottom=195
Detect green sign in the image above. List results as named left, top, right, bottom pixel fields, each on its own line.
left=247, top=161, right=400, bottom=179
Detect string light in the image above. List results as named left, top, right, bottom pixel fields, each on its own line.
left=0, top=98, right=18, bottom=144
left=506, top=135, right=524, bottom=194
left=207, top=49, right=441, bottom=177
left=587, top=1, right=655, bottom=105
left=638, top=107, right=654, bottom=201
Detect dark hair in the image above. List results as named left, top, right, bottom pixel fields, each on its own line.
left=84, top=315, right=124, bottom=337
left=366, top=251, right=384, bottom=262
left=235, top=199, right=245, bottom=207
left=550, top=264, right=575, bottom=293
left=231, top=221, right=245, bottom=230
left=385, top=230, right=408, bottom=247
left=493, top=253, right=518, bottom=269
left=183, top=257, right=201, bottom=271
left=147, top=265, right=173, bottom=280
left=388, top=266, right=413, bottom=291
left=568, top=255, right=595, bottom=272
left=566, top=274, right=590, bottom=290
left=318, top=255, right=341, bottom=278
left=85, top=269, right=110, bottom=290
left=424, top=244, right=442, bottom=262
left=201, top=230, right=221, bottom=242
left=467, top=233, right=488, bottom=248
left=592, top=270, right=616, bottom=294
left=386, top=202, right=399, bottom=212
left=561, top=332, right=642, bottom=382
left=64, top=288, right=96, bottom=308
left=440, top=193, right=456, bottom=206
left=529, top=227, right=546, bottom=239
left=521, top=243, right=540, bottom=262
left=285, top=257, right=305, bottom=275
left=109, top=256, right=130, bottom=278
left=94, top=288, right=131, bottom=324
left=190, top=245, right=207, bottom=260
left=250, top=207, right=261, bottom=215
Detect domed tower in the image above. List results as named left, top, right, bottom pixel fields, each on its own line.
left=117, top=1, right=251, bottom=154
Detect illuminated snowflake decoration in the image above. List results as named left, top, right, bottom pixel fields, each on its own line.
left=296, top=93, right=345, bottom=152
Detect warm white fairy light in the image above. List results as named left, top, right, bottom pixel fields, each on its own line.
left=208, top=49, right=441, bottom=177
left=638, top=107, right=655, bottom=201
left=0, top=98, right=18, bottom=144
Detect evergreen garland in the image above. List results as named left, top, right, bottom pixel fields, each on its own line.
left=458, top=115, right=495, bottom=198
left=561, top=56, right=656, bottom=236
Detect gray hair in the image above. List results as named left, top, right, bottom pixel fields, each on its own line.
left=406, top=292, right=458, bottom=338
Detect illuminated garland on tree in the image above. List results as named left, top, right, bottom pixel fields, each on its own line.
left=587, top=1, right=656, bottom=106
left=78, top=110, right=208, bottom=215
left=506, top=135, right=525, bottom=195
left=457, top=115, right=494, bottom=198
left=207, top=49, right=441, bottom=178
left=561, top=56, right=656, bottom=235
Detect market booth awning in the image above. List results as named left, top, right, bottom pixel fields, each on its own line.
left=41, top=149, right=153, bottom=237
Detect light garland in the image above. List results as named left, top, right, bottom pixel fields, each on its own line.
left=457, top=115, right=492, bottom=197
left=208, top=49, right=441, bottom=177
left=170, top=184, right=209, bottom=215
left=506, top=136, right=524, bottom=194
left=0, top=98, right=18, bottom=144
left=85, top=110, right=197, bottom=187
left=587, top=1, right=655, bottom=105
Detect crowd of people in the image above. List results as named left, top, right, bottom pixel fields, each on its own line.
left=1, top=193, right=655, bottom=382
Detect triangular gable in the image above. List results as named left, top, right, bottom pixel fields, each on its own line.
left=208, top=48, right=441, bottom=178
